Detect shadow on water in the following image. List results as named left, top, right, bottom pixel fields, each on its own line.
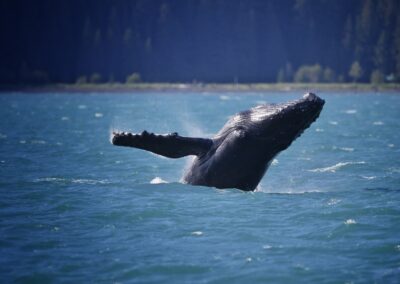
left=364, top=187, right=400, bottom=193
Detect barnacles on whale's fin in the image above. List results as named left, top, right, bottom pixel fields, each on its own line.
left=111, top=130, right=211, bottom=158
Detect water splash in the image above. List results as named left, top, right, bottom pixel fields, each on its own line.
left=344, top=219, right=357, bottom=225
left=309, top=161, right=366, bottom=173
left=150, top=177, right=168, bottom=184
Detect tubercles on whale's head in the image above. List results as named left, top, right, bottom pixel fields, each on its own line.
left=303, top=92, right=318, bottom=101
left=247, top=92, right=325, bottom=150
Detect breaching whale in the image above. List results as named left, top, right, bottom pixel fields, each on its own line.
left=112, top=93, right=325, bottom=191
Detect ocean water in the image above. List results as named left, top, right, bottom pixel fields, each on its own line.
left=0, top=91, right=399, bottom=283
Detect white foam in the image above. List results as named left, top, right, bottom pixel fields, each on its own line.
left=315, top=128, right=324, bottom=132
left=361, top=175, right=376, bottom=180
left=258, top=187, right=323, bottom=194
left=329, top=121, right=338, bottom=125
left=271, top=159, right=279, bottom=166
left=150, top=177, right=168, bottom=184
left=298, top=157, right=311, bottom=161
left=332, top=146, right=354, bottom=152
left=35, top=177, right=64, bottom=182
left=61, top=116, right=69, bottom=121
left=220, top=95, right=230, bottom=100
left=345, top=109, right=357, bottom=114
left=254, top=184, right=263, bottom=192
left=72, top=179, right=109, bottom=185
left=309, top=161, right=366, bottom=173
left=327, top=198, right=341, bottom=206
left=373, top=121, right=384, bottom=125
left=344, top=219, right=356, bottom=225
left=388, top=144, right=395, bottom=148
left=94, top=113, right=103, bottom=118
left=78, top=104, right=87, bottom=109
left=191, top=231, right=203, bottom=236
left=34, top=177, right=109, bottom=185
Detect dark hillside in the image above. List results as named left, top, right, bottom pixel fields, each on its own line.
left=1, top=0, right=400, bottom=84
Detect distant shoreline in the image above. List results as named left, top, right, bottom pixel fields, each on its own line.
left=1, top=83, right=400, bottom=93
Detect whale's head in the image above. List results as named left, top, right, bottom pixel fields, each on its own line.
left=215, top=93, right=325, bottom=153
left=250, top=92, right=324, bottom=150
left=197, top=92, right=325, bottom=191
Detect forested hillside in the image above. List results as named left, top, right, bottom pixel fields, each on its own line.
left=1, top=0, right=400, bottom=84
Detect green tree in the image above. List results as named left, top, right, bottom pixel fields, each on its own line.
left=323, top=67, right=336, bottom=82
left=76, top=75, right=87, bottom=84
left=374, top=31, right=388, bottom=72
left=285, top=62, right=293, bottom=82
left=342, top=15, right=353, bottom=49
left=294, top=64, right=322, bottom=83
left=82, top=17, right=92, bottom=43
left=277, top=68, right=285, bottom=83
left=395, top=16, right=400, bottom=81
left=354, top=0, right=376, bottom=77
left=94, top=29, right=102, bottom=46
left=126, top=72, right=141, bottom=83
left=349, top=61, right=363, bottom=82
left=123, top=28, right=133, bottom=44
left=90, top=73, right=102, bottom=84
left=370, top=69, right=384, bottom=84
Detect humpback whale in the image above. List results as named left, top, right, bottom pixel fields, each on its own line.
left=112, top=93, right=325, bottom=191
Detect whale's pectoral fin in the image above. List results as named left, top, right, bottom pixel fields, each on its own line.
left=112, top=131, right=213, bottom=158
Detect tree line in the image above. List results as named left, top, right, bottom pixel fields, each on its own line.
left=1, top=0, right=400, bottom=85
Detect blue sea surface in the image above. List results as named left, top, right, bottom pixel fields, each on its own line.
left=0, top=91, right=399, bottom=283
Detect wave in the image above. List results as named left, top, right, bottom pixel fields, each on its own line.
left=344, top=109, right=357, bottom=114
left=255, top=186, right=323, bottom=194
left=309, top=161, right=366, bottom=173
left=361, top=175, right=377, bottom=180
left=332, top=146, right=355, bottom=152
left=34, top=177, right=110, bottom=185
